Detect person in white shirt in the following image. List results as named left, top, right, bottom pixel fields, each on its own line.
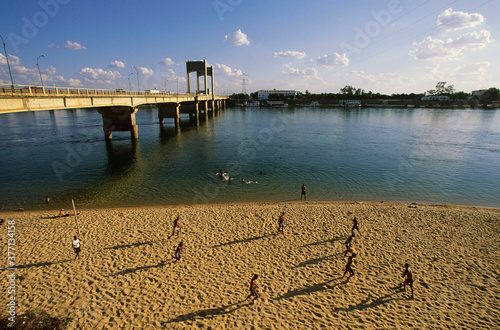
left=72, top=235, right=81, bottom=260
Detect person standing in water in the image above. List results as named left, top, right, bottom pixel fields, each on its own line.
left=301, top=184, right=306, bottom=201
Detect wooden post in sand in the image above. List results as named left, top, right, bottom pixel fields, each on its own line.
left=72, top=199, right=81, bottom=237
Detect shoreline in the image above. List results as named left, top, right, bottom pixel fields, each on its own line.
left=2, top=199, right=499, bottom=215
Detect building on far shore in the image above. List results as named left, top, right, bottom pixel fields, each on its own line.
left=339, top=99, right=361, bottom=107
left=421, top=95, right=450, bottom=101
left=257, top=89, right=297, bottom=100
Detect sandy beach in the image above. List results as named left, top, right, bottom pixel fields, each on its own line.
left=1, top=201, right=499, bottom=329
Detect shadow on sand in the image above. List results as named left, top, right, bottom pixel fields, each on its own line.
left=104, top=241, right=154, bottom=250
left=213, top=234, right=274, bottom=248
left=292, top=255, right=333, bottom=269
left=301, top=236, right=345, bottom=248
left=274, top=277, right=344, bottom=301
left=332, top=291, right=404, bottom=313
left=107, top=262, right=166, bottom=277
left=0, top=259, right=72, bottom=272
left=164, top=299, right=253, bottom=324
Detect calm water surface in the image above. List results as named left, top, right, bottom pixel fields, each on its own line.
left=0, top=107, right=499, bottom=210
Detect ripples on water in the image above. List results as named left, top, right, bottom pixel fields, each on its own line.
left=0, top=107, right=499, bottom=210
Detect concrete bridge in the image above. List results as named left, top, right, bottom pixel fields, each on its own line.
left=0, top=85, right=228, bottom=139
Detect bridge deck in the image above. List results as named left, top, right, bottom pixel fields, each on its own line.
left=0, top=85, right=227, bottom=113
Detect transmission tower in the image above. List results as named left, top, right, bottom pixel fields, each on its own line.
left=241, top=73, right=248, bottom=94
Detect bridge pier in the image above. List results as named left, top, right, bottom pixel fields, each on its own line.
left=158, top=103, right=181, bottom=126
left=97, top=106, right=138, bottom=140
left=179, top=101, right=199, bottom=119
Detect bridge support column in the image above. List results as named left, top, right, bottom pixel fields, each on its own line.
left=195, top=101, right=206, bottom=120
left=158, top=103, right=180, bottom=126
left=216, top=100, right=221, bottom=114
left=97, top=106, right=138, bottom=140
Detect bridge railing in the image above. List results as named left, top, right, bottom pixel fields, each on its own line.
left=0, top=84, right=222, bottom=98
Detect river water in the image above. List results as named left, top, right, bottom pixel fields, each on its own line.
left=0, top=106, right=499, bottom=210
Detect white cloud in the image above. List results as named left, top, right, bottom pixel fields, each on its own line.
left=451, top=61, right=489, bottom=78
left=0, top=53, right=21, bottom=66
left=137, top=67, right=154, bottom=76
left=108, top=60, right=125, bottom=68
left=11, top=64, right=37, bottom=75
left=215, top=63, right=243, bottom=77
left=49, top=40, right=87, bottom=50
left=282, top=64, right=319, bottom=79
left=43, top=65, right=56, bottom=75
left=78, top=67, right=120, bottom=84
left=159, top=57, right=175, bottom=66
left=164, top=68, right=186, bottom=82
left=53, top=75, right=82, bottom=87
left=448, top=30, right=492, bottom=48
left=437, top=8, right=484, bottom=31
left=274, top=51, right=306, bottom=59
left=351, top=70, right=401, bottom=83
left=316, top=53, right=349, bottom=67
left=410, top=30, right=492, bottom=61
left=224, top=29, right=250, bottom=46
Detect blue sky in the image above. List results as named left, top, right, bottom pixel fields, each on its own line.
left=0, top=0, right=498, bottom=95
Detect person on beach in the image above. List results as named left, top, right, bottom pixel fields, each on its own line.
left=45, top=196, right=50, bottom=204
left=169, top=216, right=181, bottom=238
left=344, top=233, right=355, bottom=256
left=72, top=235, right=81, bottom=260
left=277, top=212, right=285, bottom=235
left=173, top=241, right=183, bottom=262
left=246, top=274, right=259, bottom=302
left=351, top=217, right=361, bottom=236
left=301, top=184, right=306, bottom=201
left=343, top=253, right=356, bottom=278
left=401, top=263, right=414, bottom=298
left=59, top=208, right=79, bottom=217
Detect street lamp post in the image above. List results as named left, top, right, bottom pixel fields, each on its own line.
left=36, top=54, right=45, bottom=87
left=0, top=34, right=15, bottom=92
left=128, top=73, right=133, bottom=92
left=131, top=66, right=139, bottom=93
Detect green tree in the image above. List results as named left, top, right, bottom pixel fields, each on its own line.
left=427, top=82, right=455, bottom=95
left=229, top=93, right=250, bottom=100
left=487, top=87, right=500, bottom=100
left=340, top=85, right=356, bottom=95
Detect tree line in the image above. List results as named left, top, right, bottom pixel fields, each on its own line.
left=229, top=82, right=500, bottom=103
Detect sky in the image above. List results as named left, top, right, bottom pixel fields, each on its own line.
left=0, top=0, right=498, bottom=95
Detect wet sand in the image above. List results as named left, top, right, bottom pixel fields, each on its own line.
left=1, top=201, right=499, bottom=329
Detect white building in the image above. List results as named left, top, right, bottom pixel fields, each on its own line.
left=421, top=95, right=450, bottom=101
left=339, top=99, right=361, bottom=107
left=257, top=89, right=297, bottom=100
left=472, top=89, right=488, bottom=96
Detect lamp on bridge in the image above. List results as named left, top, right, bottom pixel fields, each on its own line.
left=131, top=66, right=140, bottom=93
left=36, top=54, right=46, bottom=87
left=128, top=73, right=133, bottom=92
left=0, top=33, right=15, bottom=92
